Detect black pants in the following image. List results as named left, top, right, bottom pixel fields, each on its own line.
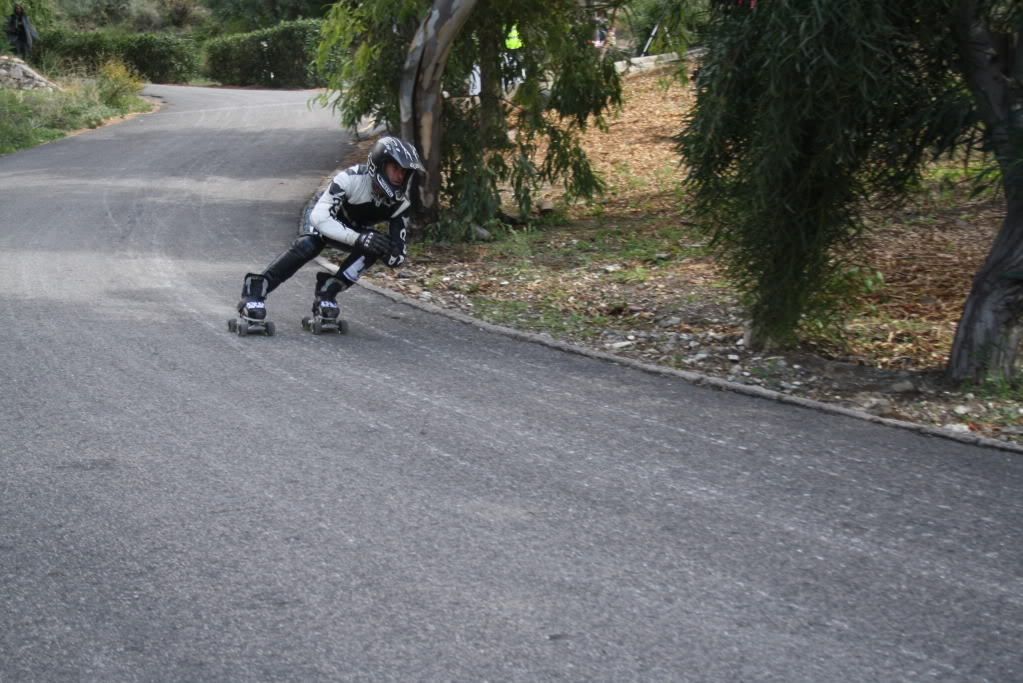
left=262, top=232, right=377, bottom=295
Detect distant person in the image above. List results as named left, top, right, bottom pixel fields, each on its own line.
left=5, top=4, right=39, bottom=61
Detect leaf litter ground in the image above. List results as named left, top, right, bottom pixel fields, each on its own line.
left=333, top=67, right=1023, bottom=446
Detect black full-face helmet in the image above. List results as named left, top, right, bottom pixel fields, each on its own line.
left=367, top=136, right=424, bottom=204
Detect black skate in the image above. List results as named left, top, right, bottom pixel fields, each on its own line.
left=229, top=273, right=275, bottom=336
left=302, top=273, right=349, bottom=335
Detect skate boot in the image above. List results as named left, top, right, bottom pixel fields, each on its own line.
left=302, top=272, right=349, bottom=335
left=228, top=273, right=275, bottom=336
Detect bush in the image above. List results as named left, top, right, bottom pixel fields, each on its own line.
left=97, top=57, right=144, bottom=108
left=0, top=75, right=151, bottom=154
left=204, top=19, right=330, bottom=88
left=34, top=29, right=199, bottom=83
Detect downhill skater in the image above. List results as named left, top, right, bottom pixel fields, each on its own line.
left=230, top=136, right=424, bottom=336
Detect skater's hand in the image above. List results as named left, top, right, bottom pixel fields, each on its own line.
left=356, top=231, right=393, bottom=257
left=385, top=241, right=406, bottom=268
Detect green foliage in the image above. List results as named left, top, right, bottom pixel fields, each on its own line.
left=0, top=0, right=59, bottom=31
left=0, top=73, right=150, bottom=154
left=316, top=0, right=625, bottom=239
left=677, top=0, right=977, bottom=347
left=204, top=18, right=330, bottom=88
left=96, top=56, right=144, bottom=107
left=625, top=0, right=707, bottom=58
left=799, top=264, right=886, bottom=343
left=203, top=0, right=328, bottom=33
left=33, top=28, right=199, bottom=82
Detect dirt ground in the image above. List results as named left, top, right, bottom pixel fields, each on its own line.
left=336, top=66, right=1023, bottom=447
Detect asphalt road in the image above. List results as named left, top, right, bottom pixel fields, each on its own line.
left=1, top=85, right=1021, bottom=682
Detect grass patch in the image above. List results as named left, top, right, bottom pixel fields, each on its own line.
left=469, top=297, right=613, bottom=340
left=0, top=60, right=152, bottom=155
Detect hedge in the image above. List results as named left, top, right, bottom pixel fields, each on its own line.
left=35, top=30, right=199, bottom=83
left=204, top=19, right=332, bottom=89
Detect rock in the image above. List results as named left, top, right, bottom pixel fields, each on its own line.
left=852, top=393, right=893, bottom=416
left=943, top=423, right=971, bottom=433
left=472, top=224, right=493, bottom=241
left=727, top=354, right=740, bottom=362
left=603, top=264, right=622, bottom=273
left=537, top=199, right=555, bottom=214
left=953, top=405, right=971, bottom=415
left=999, top=426, right=1023, bottom=435
left=888, top=380, right=916, bottom=393
left=606, top=341, right=634, bottom=350
left=0, top=56, right=60, bottom=92
left=658, top=316, right=682, bottom=328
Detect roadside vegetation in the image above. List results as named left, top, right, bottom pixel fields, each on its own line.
left=0, top=58, right=151, bottom=154
left=341, top=68, right=1023, bottom=444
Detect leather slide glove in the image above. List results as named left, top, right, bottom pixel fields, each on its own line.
left=385, top=241, right=406, bottom=268
left=355, top=231, right=393, bottom=257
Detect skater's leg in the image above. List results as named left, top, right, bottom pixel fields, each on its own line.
left=333, top=251, right=377, bottom=289
left=237, top=234, right=325, bottom=319
left=262, top=233, right=326, bottom=293
left=312, top=271, right=349, bottom=319
left=237, top=273, right=269, bottom=319
left=309, top=251, right=377, bottom=318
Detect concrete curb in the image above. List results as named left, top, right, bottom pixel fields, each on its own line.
left=298, top=172, right=1022, bottom=459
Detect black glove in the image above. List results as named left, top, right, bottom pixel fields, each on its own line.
left=355, top=231, right=393, bottom=257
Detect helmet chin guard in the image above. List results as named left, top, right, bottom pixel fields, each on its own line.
left=367, top=136, right=424, bottom=203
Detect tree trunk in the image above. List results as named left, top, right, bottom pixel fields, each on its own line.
left=947, top=195, right=1023, bottom=381
left=399, top=0, right=478, bottom=229
left=947, top=2, right=1023, bottom=382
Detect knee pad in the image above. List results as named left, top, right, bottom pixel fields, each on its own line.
left=293, top=233, right=326, bottom=259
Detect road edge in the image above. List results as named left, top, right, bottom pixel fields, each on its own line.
left=299, top=182, right=1023, bottom=457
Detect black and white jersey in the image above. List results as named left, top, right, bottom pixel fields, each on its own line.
left=309, top=164, right=410, bottom=246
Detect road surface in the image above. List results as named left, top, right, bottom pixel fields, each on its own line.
left=1, top=85, right=1021, bottom=681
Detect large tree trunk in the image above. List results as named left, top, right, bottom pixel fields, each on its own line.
left=399, top=0, right=478, bottom=229
left=947, top=196, right=1023, bottom=381
left=947, top=2, right=1023, bottom=382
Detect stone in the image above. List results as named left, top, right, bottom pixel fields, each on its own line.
left=0, top=56, right=60, bottom=92
left=943, top=423, right=971, bottom=433
left=852, top=392, right=893, bottom=416
left=888, top=380, right=916, bottom=393
left=953, top=405, right=971, bottom=415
